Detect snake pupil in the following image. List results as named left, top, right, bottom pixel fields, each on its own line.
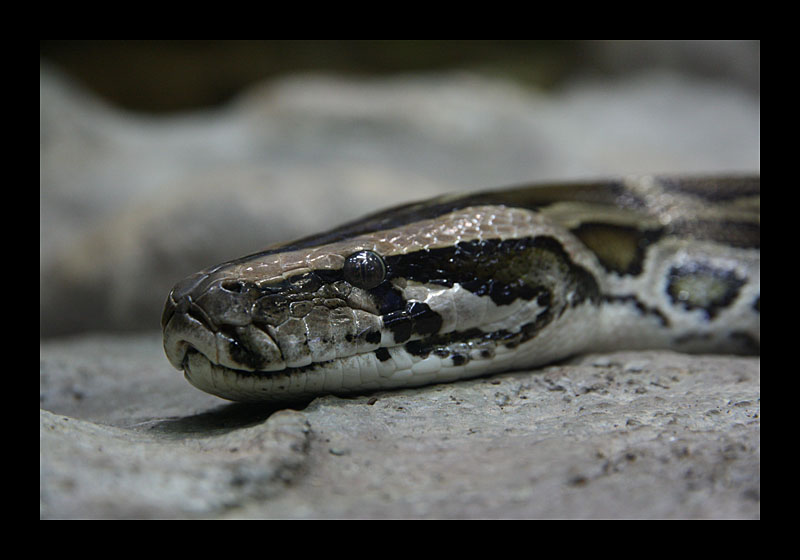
left=343, top=250, right=386, bottom=289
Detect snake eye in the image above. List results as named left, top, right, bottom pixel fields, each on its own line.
left=343, top=250, right=386, bottom=289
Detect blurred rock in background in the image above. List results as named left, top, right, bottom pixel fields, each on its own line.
left=40, top=40, right=759, bottom=337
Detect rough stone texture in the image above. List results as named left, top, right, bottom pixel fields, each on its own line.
left=40, top=334, right=759, bottom=519
left=40, top=59, right=759, bottom=518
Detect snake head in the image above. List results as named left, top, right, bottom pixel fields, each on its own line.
left=161, top=202, right=578, bottom=401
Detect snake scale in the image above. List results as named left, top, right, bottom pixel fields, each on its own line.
left=162, top=175, right=760, bottom=402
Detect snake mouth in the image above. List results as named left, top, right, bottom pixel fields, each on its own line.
left=162, top=290, right=289, bottom=376
left=178, top=346, right=361, bottom=402
left=162, top=293, right=385, bottom=382
left=165, top=310, right=387, bottom=402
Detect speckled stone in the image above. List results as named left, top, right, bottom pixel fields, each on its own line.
left=40, top=334, right=759, bottom=519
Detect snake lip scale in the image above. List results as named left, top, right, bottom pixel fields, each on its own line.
left=162, top=175, right=760, bottom=402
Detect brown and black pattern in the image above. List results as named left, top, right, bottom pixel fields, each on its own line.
left=162, top=174, right=760, bottom=401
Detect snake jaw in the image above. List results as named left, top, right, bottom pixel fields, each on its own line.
left=161, top=258, right=388, bottom=382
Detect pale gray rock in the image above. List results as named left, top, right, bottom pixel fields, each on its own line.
left=40, top=407, right=311, bottom=519
left=40, top=334, right=759, bottom=519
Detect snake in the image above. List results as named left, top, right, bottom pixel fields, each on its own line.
left=161, top=175, right=760, bottom=402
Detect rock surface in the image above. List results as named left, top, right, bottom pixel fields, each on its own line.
left=40, top=334, right=759, bottom=519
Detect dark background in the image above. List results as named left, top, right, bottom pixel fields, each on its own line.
left=40, top=40, right=759, bottom=114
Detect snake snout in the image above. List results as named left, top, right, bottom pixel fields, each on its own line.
left=161, top=271, right=206, bottom=329
left=162, top=267, right=290, bottom=373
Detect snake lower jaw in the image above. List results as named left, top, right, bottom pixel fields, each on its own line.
left=180, top=350, right=276, bottom=402
left=179, top=345, right=382, bottom=402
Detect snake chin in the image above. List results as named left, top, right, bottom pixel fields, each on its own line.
left=179, top=346, right=377, bottom=402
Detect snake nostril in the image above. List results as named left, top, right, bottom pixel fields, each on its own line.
left=220, top=280, right=245, bottom=294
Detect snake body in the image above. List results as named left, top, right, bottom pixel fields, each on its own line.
left=162, top=175, right=760, bottom=401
